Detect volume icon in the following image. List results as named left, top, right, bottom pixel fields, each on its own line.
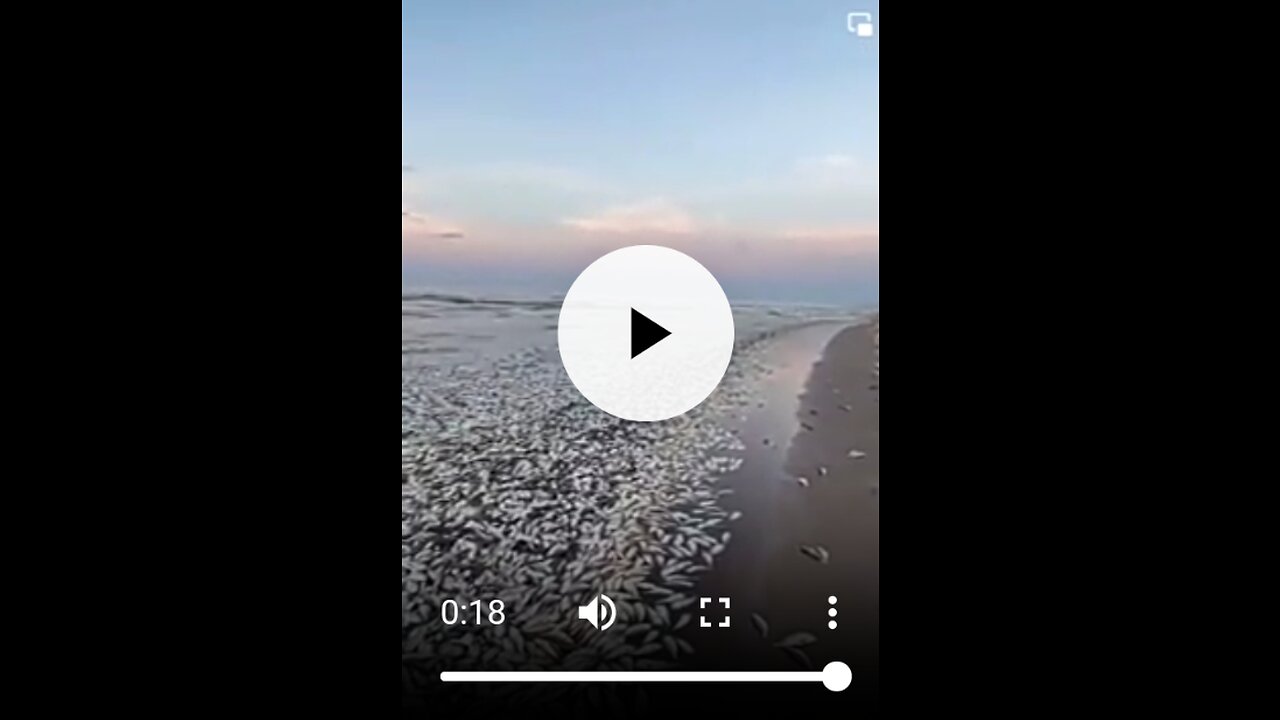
left=577, top=594, right=617, bottom=631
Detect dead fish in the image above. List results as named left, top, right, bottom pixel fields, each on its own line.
left=729, top=511, right=743, bottom=521
left=848, top=449, right=866, bottom=459
left=799, top=544, right=830, bottom=563
left=838, top=403, right=852, bottom=412
left=808, top=409, right=818, bottom=416
left=673, top=613, right=691, bottom=630
left=796, top=476, right=810, bottom=488
left=762, top=438, right=771, bottom=446
left=751, top=613, right=769, bottom=639
left=783, top=646, right=814, bottom=670
left=800, top=422, right=815, bottom=431
left=817, top=466, right=828, bottom=477
left=774, top=631, right=817, bottom=649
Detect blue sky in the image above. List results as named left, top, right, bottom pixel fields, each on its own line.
left=402, top=0, right=878, bottom=306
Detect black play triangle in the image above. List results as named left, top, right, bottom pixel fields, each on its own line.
left=631, top=308, right=671, bottom=359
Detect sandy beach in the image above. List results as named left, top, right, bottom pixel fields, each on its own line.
left=657, top=320, right=880, bottom=709
left=402, top=303, right=878, bottom=714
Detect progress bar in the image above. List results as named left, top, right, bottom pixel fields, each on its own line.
left=441, top=660, right=851, bottom=692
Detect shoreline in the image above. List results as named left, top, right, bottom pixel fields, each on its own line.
left=676, top=321, right=879, bottom=697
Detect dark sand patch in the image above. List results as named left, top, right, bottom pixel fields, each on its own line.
left=781, top=323, right=878, bottom=692
left=668, top=321, right=878, bottom=711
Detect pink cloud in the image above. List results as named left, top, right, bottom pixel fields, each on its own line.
left=780, top=225, right=879, bottom=253
left=562, top=198, right=696, bottom=235
left=402, top=208, right=465, bottom=239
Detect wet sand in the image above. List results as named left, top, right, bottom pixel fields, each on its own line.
left=671, top=320, right=879, bottom=704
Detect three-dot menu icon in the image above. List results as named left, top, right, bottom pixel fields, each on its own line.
left=828, top=595, right=838, bottom=630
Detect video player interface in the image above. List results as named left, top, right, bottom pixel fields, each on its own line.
left=402, top=2, right=878, bottom=714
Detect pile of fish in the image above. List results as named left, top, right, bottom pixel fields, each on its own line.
left=401, top=332, right=781, bottom=704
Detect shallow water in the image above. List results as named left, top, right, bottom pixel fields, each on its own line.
left=401, top=290, right=863, bottom=374
left=671, top=322, right=857, bottom=668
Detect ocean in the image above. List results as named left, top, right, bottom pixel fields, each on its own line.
left=402, top=289, right=867, bottom=375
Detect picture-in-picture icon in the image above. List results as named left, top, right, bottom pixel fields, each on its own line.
left=848, top=12, right=873, bottom=37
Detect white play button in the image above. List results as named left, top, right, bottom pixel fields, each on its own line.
left=558, top=245, right=735, bottom=421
